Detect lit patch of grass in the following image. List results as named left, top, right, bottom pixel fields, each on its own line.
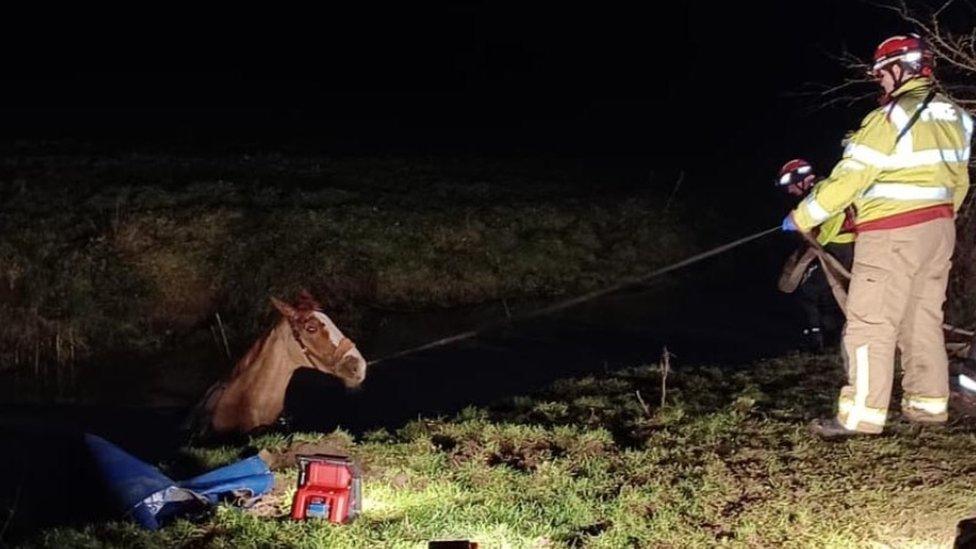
left=29, top=353, right=976, bottom=547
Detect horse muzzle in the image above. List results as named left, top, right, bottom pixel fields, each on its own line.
left=337, top=355, right=367, bottom=388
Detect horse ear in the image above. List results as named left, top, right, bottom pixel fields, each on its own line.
left=270, top=296, right=297, bottom=319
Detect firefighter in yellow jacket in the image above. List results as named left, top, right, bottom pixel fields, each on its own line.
left=784, top=35, right=973, bottom=437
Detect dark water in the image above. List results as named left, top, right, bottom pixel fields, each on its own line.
left=287, top=233, right=800, bottom=432
left=0, top=232, right=802, bottom=541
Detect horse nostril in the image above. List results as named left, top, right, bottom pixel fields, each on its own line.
left=340, top=359, right=367, bottom=388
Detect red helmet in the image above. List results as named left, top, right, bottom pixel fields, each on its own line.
left=776, top=158, right=815, bottom=189
left=871, top=34, right=934, bottom=78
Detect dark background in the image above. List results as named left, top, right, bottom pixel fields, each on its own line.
left=0, top=2, right=969, bottom=223
left=0, top=4, right=915, bottom=160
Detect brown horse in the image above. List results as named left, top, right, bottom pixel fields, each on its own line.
left=192, top=292, right=367, bottom=436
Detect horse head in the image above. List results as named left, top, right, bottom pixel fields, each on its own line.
left=270, top=292, right=367, bottom=388
left=189, top=291, right=367, bottom=437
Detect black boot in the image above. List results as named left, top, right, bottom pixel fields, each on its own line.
left=809, top=418, right=870, bottom=439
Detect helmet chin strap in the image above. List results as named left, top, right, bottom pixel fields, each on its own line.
left=878, top=64, right=922, bottom=105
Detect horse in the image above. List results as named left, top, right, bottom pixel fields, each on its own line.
left=191, top=292, right=367, bottom=436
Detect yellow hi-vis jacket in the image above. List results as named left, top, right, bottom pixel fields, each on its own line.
left=793, top=78, right=972, bottom=232
left=816, top=210, right=854, bottom=245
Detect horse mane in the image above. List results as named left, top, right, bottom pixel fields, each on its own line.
left=296, top=289, right=322, bottom=313
left=228, top=289, right=318, bottom=377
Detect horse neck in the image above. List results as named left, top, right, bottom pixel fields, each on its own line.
left=210, top=320, right=304, bottom=433
left=229, top=320, right=303, bottom=378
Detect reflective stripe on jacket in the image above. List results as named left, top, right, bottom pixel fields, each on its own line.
left=793, top=78, right=972, bottom=232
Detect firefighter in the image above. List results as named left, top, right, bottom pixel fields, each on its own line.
left=783, top=34, right=973, bottom=437
left=775, top=159, right=855, bottom=352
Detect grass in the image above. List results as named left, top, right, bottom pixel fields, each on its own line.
left=24, top=352, right=976, bottom=548
left=5, top=151, right=973, bottom=545
left=0, top=154, right=693, bottom=401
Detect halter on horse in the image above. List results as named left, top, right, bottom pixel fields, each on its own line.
left=190, top=292, right=367, bottom=436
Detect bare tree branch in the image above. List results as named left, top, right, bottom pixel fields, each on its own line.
left=808, top=1, right=976, bottom=117
left=933, top=0, right=957, bottom=19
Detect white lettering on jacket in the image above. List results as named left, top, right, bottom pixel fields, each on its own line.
left=920, top=102, right=959, bottom=122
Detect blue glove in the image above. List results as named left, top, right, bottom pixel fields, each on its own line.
left=781, top=214, right=798, bottom=232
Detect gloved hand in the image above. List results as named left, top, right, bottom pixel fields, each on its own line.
left=782, top=214, right=798, bottom=232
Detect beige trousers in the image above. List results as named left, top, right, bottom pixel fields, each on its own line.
left=836, top=217, right=955, bottom=433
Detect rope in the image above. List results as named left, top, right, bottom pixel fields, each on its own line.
left=368, top=225, right=781, bottom=366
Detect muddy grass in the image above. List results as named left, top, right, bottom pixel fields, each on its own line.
left=22, top=352, right=976, bottom=548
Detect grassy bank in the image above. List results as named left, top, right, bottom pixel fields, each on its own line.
left=26, top=353, right=976, bottom=548
left=0, top=154, right=692, bottom=400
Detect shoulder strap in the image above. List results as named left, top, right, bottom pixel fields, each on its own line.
left=895, top=88, right=937, bottom=144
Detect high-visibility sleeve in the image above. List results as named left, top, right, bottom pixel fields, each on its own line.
left=792, top=109, right=894, bottom=231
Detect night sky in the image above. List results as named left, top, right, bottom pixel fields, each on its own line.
left=0, top=2, right=957, bottom=183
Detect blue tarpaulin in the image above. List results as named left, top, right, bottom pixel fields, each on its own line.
left=84, top=434, right=274, bottom=530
